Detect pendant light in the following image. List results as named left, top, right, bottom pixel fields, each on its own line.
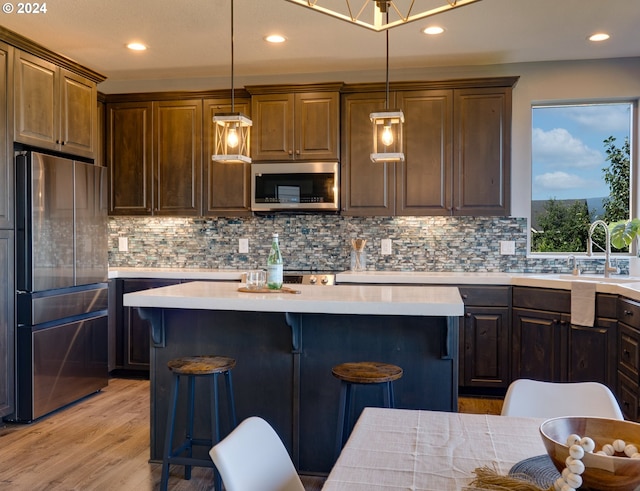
left=285, top=0, right=482, bottom=32
left=370, top=17, right=404, bottom=163
left=212, top=0, right=252, bottom=163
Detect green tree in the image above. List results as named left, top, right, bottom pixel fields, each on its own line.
left=602, top=136, right=631, bottom=224
left=532, top=198, right=592, bottom=252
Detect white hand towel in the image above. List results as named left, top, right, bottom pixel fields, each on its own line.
left=571, top=281, right=596, bottom=327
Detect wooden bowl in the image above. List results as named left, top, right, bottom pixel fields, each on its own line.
left=540, top=417, right=640, bottom=491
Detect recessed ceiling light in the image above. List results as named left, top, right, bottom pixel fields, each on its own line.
left=126, top=42, right=148, bottom=51
left=422, top=26, right=445, bottom=35
left=588, top=32, right=610, bottom=42
left=265, top=34, right=287, bottom=44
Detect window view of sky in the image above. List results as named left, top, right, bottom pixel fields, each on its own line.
left=532, top=103, right=632, bottom=201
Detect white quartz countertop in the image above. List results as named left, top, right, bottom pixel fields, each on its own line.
left=110, top=268, right=640, bottom=302
left=108, top=267, right=243, bottom=280
left=123, top=280, right=465, bottom=316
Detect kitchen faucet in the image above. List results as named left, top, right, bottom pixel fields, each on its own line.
left=587, top=220, right=618, bottom=278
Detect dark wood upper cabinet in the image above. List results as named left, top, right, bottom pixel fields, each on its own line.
left=396, top=90, right=453, bottom=216
left=341, top=78, right=515, bottom=217
left=340, top=91, right=394, bottom=215
left=0, top=42, right=12, bottom=230
left=203, top=98, right=252, bottom=216
left=107, top=101, right=153, bottom=215
left=14, top=50, right=97, bottom=159
left=107, top=100, right=202, bottom=216
left=453, top=87, right=511, bottom=216
left=248, top=84, right=340, bottom=161
left=153, top=100, right=202, bottom=216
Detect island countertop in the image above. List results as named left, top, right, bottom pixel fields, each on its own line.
left=123, top=280, right=464, bottom=316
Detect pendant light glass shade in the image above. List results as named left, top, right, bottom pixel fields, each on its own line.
left=285, top=0, right=481, bottom=31
left=370, top=110, right=404, bottom=163
left=212, top=0, right=252, bottom=164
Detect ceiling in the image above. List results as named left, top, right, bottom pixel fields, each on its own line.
left=2, top=0, right=639, bottom=94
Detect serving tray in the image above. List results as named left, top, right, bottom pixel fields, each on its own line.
left=238, top=286, right=301, bottom=294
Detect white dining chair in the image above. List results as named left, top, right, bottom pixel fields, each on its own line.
left=501, top=379, right=624, bottom=420
left=209, top=416, right=305, bottom=491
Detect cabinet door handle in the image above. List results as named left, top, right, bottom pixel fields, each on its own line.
left=295, top=150, right=300, bottom=155
left=624, top=309, right=633, bottom=316
left=465, top=313, right=471, bottom=318
left=288, top=150, right=293, bottom=155
left=461, top=294, right=468, bottom=299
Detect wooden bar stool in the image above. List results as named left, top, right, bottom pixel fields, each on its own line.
left=160, top=355, right=237, bottom=491
left=332, top=361, right=403, bottom=458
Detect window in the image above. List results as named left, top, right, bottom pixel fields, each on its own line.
left=531, top=102, right=633, bottom=253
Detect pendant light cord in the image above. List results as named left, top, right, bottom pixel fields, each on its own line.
left=385, top=12, right=389, bottom=110
left=230, top=0, right=235, bottom=112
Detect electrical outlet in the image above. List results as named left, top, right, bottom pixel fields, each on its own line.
left=381, top=238, right=392, bottom=255
left=118, top=237, right=128, bottom=252
left=239, top=238, right=249, bottom=253
left=499, top=240, right=515, bottom=255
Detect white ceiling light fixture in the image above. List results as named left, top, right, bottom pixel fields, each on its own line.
left=126, top=42, right=147, bottom=51
left=265, top=34, right=287, bottom=43
left=285, top=0, right=482, bottom=31
left=422, top=25, right=445, bottom=35
left=370, top=16, right=404, bottom=163
left=589, top=32, right=610, bottom=42
left=212, top=0, right=252, bottom=164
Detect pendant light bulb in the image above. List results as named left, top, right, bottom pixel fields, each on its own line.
left=381, top=123, right=394, bottom=146
left=227, top=125, right=239, bottom=149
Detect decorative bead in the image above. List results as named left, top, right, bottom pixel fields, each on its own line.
left=565, top=456, right=573, bottom=467
left=632, top=452, right=640, bottom=459
left=613, top=439, right=626, bottom=452
left=560, top=484, right=575, bottom=491
left=554, top=477, right=565, bottom=491
left=569, top=444, right=585, bottom=460
left=624, top=444, right=638, bottom=457
left=561, top=467, right=571, bottom=480
left=596, top=450, right=608, bottom=455
left=602, top=443, right=615, bottom=456
left=566, top=434, right=581, bottom=446
left=567, top=458, right=585, bottom=475
left=579, top=436, right=595, bottom=453
left=565, top=472, right=583, bottom=489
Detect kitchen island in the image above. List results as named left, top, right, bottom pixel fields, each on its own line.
left=123, top=280, right=464, bottom=473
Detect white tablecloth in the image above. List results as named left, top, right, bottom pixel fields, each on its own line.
left=322, top=407, right=547, bottom=490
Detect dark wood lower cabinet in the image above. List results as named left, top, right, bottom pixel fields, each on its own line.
left=512, top=287, right=617, bottom=389
left=111, top=279, right=181, bottom=373
left=0, top=230, right=14, bottom=418
left=459, top=286, right=511, bottom=390
left=617, top=297, right=640, bottom=421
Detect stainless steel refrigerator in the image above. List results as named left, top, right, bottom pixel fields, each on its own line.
left=10, top=150, right=108, bottom=422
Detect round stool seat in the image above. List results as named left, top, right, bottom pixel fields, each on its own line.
left=167, top=355, right=236, bottom=375
left=332, top=361, right=403, bottom=384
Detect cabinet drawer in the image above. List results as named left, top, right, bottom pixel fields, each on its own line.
left=617, top=370, right=639, bottom=421
left=618, top=297, right=640, bottom=329
left=618, top=322, right=640, bottom=380
left=459, top=286, right=510, bottom=306
left=512, top=287, right=570, bottom=312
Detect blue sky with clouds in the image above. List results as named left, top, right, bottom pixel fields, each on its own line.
left=532, top=103, right=632, bottom=201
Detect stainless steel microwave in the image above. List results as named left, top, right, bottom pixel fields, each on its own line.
left=251, top=161, right=339, bottom=211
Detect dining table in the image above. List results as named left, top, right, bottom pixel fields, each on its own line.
left=322, top=407, right=549, bottom=490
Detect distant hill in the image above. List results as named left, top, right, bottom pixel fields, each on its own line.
left=531, top=197, right=606, bottom=231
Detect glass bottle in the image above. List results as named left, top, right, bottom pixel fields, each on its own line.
left=266, top=233, right=283, bottom=289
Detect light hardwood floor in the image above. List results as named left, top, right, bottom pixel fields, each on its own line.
left=0, top=378, right=326, bottom=491
left=0, top=377, right=499, bottom=490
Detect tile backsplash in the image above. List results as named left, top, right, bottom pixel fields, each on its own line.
left=108, top=215, right=618, bottom=274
